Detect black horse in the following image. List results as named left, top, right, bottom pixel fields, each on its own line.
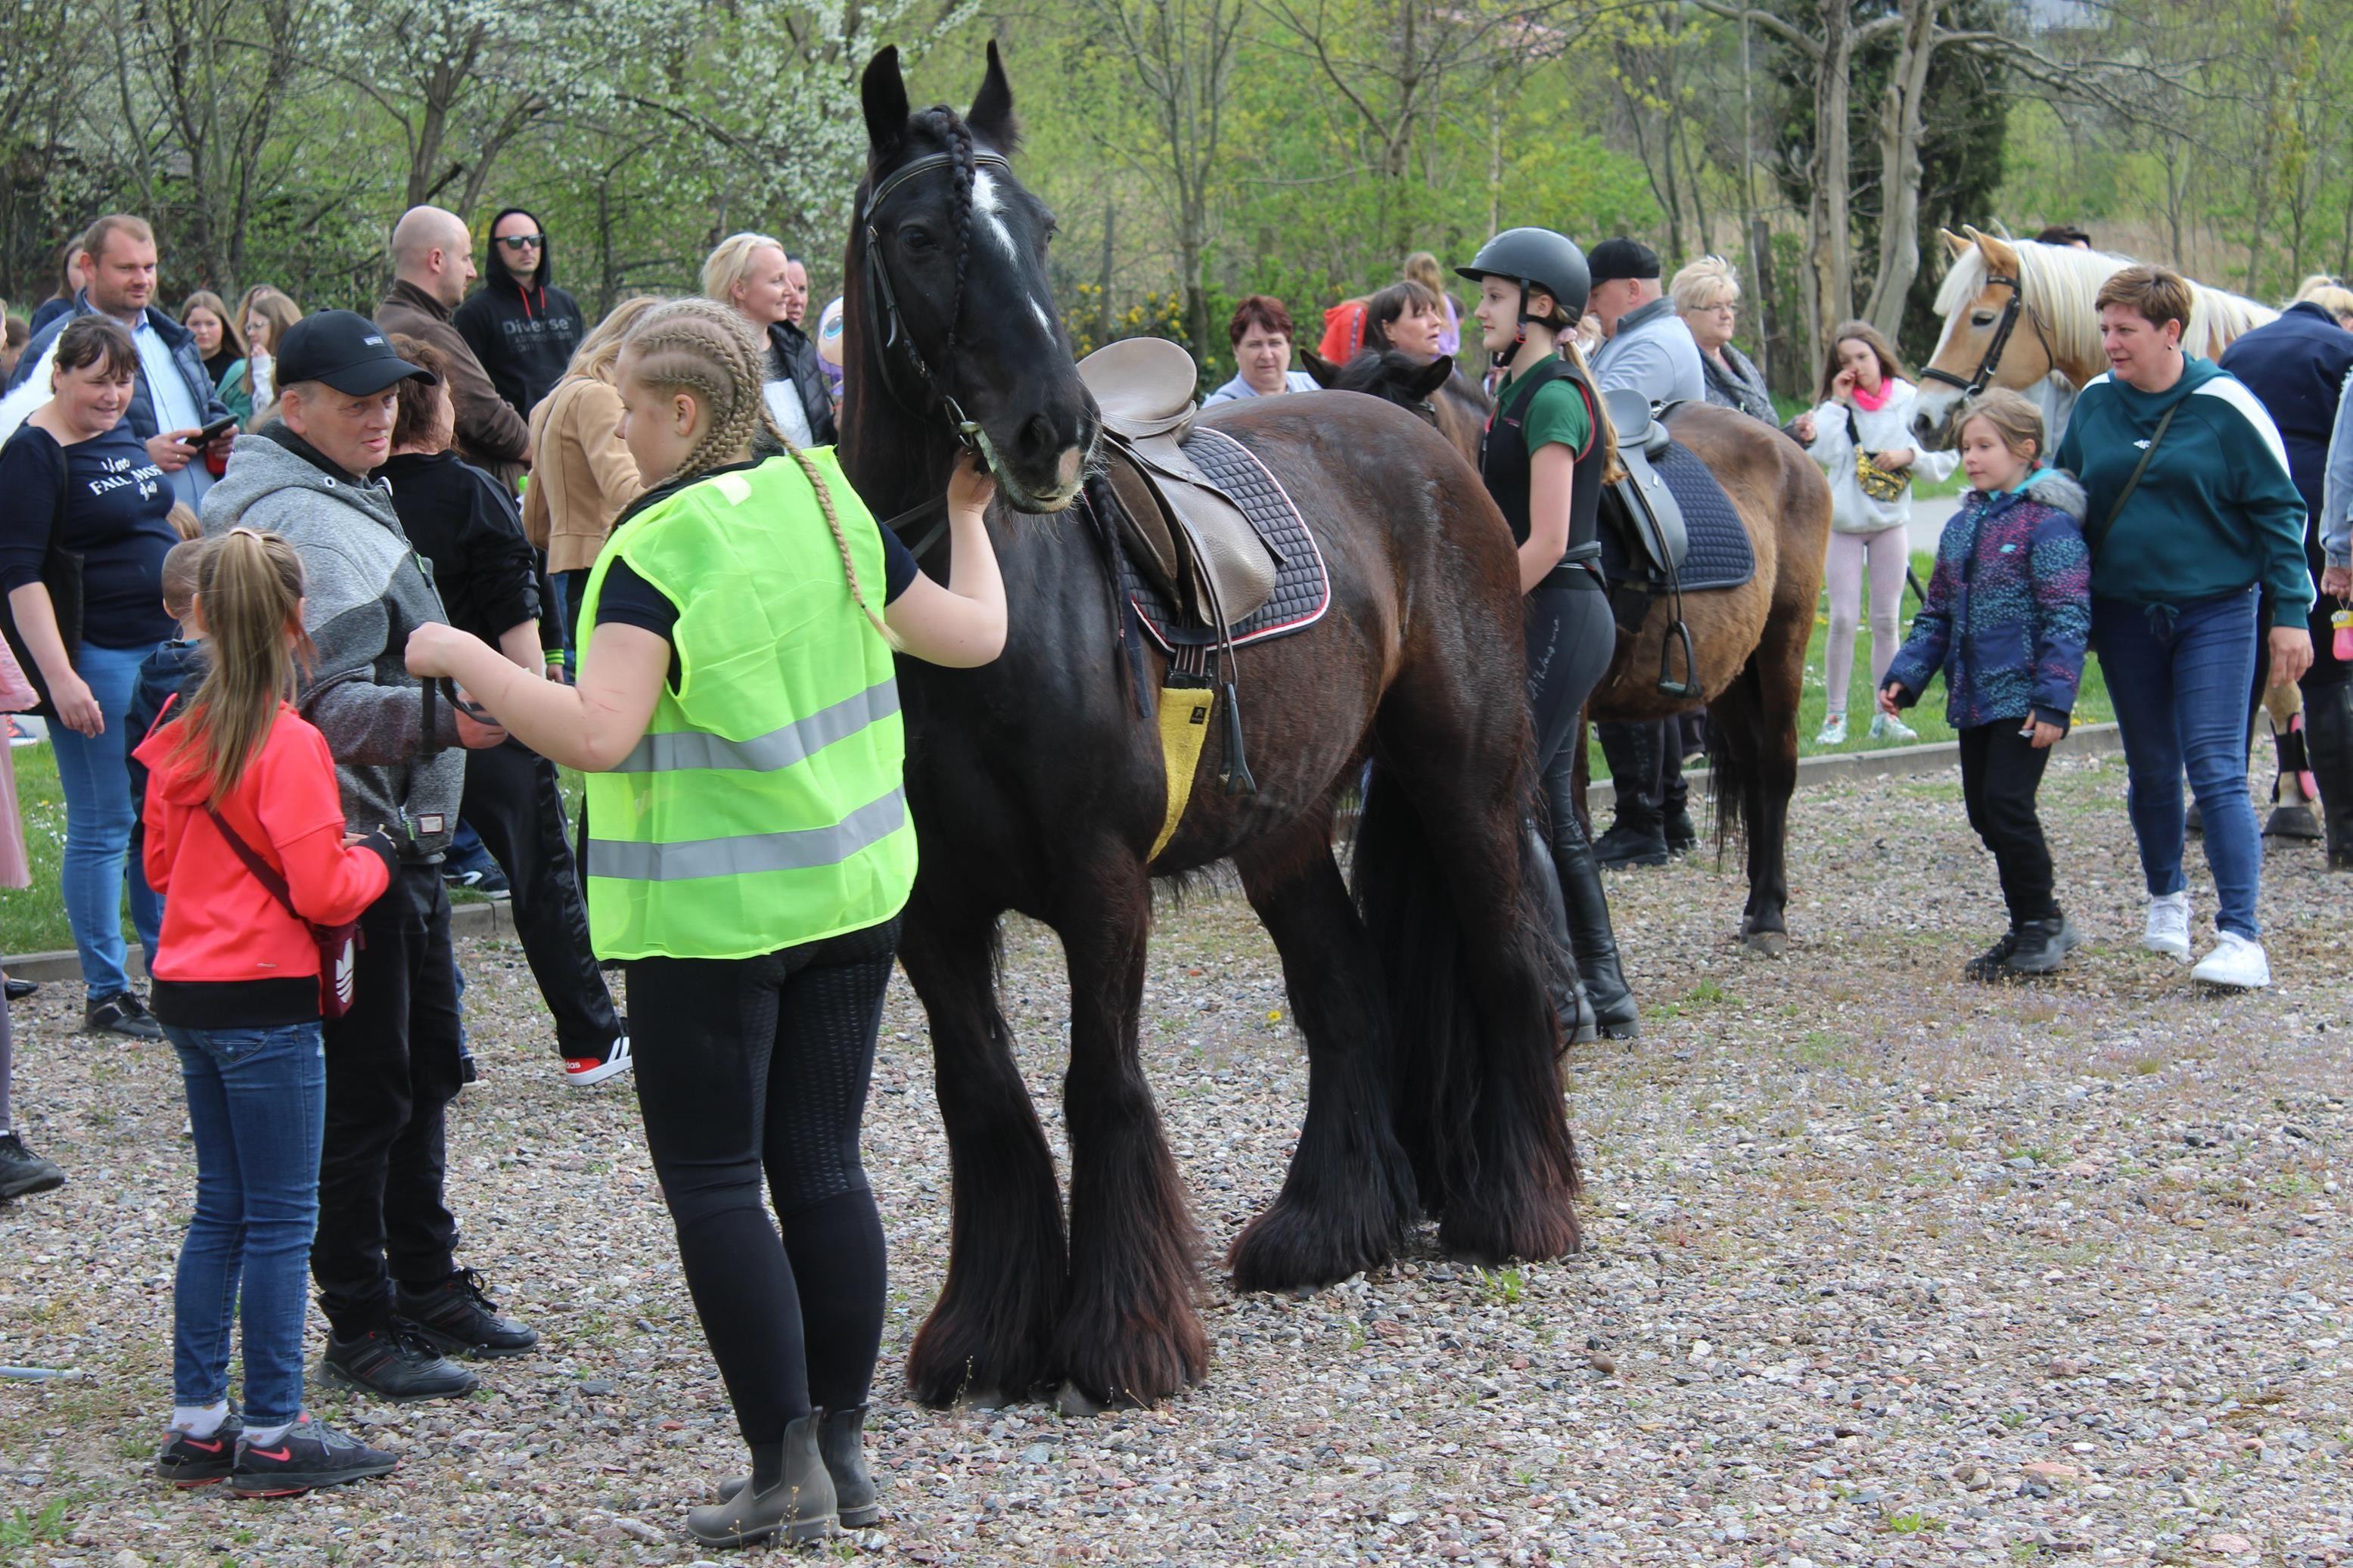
left=841, top=44, right=1580, bottom=1409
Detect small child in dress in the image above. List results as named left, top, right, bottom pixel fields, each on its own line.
left=1881, top=388, right=2092, bottom=980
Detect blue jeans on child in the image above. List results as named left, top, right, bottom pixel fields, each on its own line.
left=166, top=1020, right=327, bottom=1429
left=48, top=639, right=165, bottom=1000
left=2090, top=588, right=2264, bottom=939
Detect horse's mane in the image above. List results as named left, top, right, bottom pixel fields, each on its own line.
left=1934, top=237, right=2280, bottom=371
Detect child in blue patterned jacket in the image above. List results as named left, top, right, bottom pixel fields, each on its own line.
left=1882, top=388, right=2092, bottom=982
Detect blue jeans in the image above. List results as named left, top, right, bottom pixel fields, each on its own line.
left=167, top=1021, right=326, bottom=1427
left=2091, top=589, right=2264, bottom=939
left=48, top=640, right=165, bottom=999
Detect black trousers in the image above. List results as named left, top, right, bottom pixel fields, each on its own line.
left=1596, top=719, right=1689, bottom=824
left=1958, top=722, right=2057, bottom=925
left=313, top=864, right=465, bottom=1338
left=459, top=740, right=621, bottom=1055
left=1525, top=581, right=1617, bottom=775
left=628, top=918, right=899, bottom=1446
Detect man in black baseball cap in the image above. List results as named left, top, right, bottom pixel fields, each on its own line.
left=203, top=308, right=527, bottom=1409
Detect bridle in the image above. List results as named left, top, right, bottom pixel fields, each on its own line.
left=1919, top=269, right=2055, bottom=400
left=859, top=142, right=1012, bottom=450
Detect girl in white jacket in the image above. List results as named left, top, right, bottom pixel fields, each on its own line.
left=1795, top=321, right=1958, bottom=744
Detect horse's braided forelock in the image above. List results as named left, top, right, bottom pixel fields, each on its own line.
left=940, top=113, right=978, bottom=359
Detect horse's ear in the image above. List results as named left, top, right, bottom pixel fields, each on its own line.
left=862, top=47, right=911, bottom=161
left=1301, top=349, right=1339, bottom=390
left=1406, top=355, right=1454, bottom=401
left=1975, top=226, right=2019, bottom=274
left=1939, top=228, right=1969, bottom=259
left=968, top=39, right=1020, bottom=152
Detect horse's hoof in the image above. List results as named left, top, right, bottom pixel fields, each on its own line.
left=1740, top=929, right=1789, bottom=958
left=1054, top=1382, right=1145, bottom=1417
left=2264, top=804, right=2322, bottom=841
left=956, top=1387, right=1012, bottom=1412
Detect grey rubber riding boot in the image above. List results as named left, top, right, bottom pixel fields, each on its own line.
left=688, top=1414, right=836, bottom=1548
left=2305, top=681, right=2353, bottom=869
left=821, top=1405, right=879, bottom=1527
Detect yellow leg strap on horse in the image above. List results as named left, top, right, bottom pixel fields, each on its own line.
left=1152, top=685, right=1217, bottom=860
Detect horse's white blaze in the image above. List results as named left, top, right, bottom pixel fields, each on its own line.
left=971, top=169, right=1018, bottom=259
left=1030, top=297, right=1054, bottom=334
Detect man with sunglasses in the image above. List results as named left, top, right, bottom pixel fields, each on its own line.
left=455, top=207, right=585, bottom=427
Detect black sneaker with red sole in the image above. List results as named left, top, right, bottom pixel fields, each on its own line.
left=230, top=1415, right=398, bottom=1497
left=154, top=1414, right=244, bottom=1487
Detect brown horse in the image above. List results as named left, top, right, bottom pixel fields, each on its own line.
left=842, top=45, right=1582, bottom=1411
left=1332, top=357, right=1832, bottom=953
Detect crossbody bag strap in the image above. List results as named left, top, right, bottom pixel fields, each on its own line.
left=2083, top=403, right=2180, bottom=558
left=204, top=804, right=304, bottom=925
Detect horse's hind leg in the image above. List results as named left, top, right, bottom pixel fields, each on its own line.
left=1226, top=821, right=1417, bottom=1293
left=1357, top=667, right=1582, bottom=1265
left=901, top=902, right=1068, bottom=1408
left=1709, top=642, right=1801, bottom=956
left=1051, top=856, right=1207, bottom=1408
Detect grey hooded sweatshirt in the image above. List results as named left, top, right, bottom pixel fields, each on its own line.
left=200, top=428, right=465, bottom=861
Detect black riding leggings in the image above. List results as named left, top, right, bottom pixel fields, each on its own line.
left=627, top=918, right=900, bottom=1452
left=1525, top=579, right=1617, bottom=775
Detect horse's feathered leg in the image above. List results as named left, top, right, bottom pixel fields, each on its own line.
left=1050, top=851, right=1207, bottom=1408
left=1226, top=819, right=1417, bottom=1293
left=901, top=901, right=1068, bottom=1407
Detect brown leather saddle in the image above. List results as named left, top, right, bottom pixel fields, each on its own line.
left=1078, top=339, right=1276, bottom=629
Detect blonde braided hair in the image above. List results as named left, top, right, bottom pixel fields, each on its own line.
left=621, top=299, right=891, bottom=640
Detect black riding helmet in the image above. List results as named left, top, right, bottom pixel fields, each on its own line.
left=1457, top=228, right=1591, bottom=330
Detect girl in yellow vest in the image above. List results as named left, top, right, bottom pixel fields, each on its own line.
left=405, top=297, right=1005, bottom=1548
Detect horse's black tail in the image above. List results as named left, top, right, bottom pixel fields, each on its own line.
left=1703, top=666, right=1763, bottom=869
left=1351, top=755, right=1581, bottom=1252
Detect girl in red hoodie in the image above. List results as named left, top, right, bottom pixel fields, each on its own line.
left=134, top=529, right=402, bottom=1498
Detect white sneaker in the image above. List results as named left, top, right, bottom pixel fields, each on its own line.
left=1868, top=712, right=1919, bottom=743
left=1815, top=713, right=1848, bottom=746
left=2141, top=891, right=2191, bottom=959
left=2190, top=931, right=2271, bottom=990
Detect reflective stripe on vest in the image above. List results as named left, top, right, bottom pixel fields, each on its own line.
left=591, top=784, right=906, bottom=881
left=609, top=680, right=901, bottom=775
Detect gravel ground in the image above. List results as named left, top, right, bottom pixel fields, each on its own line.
left=3, top=749, right=2349, bottom=1566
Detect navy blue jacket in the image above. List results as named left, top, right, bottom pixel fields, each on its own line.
left=5, top=293, right=232, bottom=445
left=2218, top=300, right=2353, bottom=536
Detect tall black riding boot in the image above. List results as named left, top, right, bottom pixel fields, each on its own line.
left=1527, top=821, right=1598, bottom=1044
left=2304, top=680, right=2353, bottom=869
left=1593, top=721, right=1669, bottom=867
left=1543, top=750, right=1639, bottom=1038
left=1659, top=723, right=1697, bottom=852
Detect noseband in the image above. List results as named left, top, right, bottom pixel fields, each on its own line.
left=860, top=144, right=1013, bottom=449
left=1919, top=271, right=2053, bottom=400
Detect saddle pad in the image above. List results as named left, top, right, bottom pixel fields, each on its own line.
left=1601, top=440, right=1755, bottom=595
left=1114, top=427, right=1331, bottom=652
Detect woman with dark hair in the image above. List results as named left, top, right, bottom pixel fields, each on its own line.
left=181, top=291, right=247, bottom=390
left=2056, top=265, right=2313, bottom=989
left=1362, top=279, right=1446, bottom=365
left=0, top=316, right=179, bottom=1037
left=29, top=239, right=86, bottom=335
left=1798, top=320, right=1958, bottom=745
left=1201, top=295, right=1318, bottom=405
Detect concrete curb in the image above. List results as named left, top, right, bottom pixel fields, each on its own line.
left=0, top=726, right=2127, bottom=984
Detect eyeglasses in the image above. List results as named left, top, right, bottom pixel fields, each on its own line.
left=494, top=234, right=545, bottom=252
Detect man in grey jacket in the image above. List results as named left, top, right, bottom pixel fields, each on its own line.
left=202, top=311, right=537, bottom=1402
left=1586, top=238, right=1706, bottom=866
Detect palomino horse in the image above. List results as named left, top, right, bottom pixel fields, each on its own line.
left=1326, top=354, right=1834, bottom=955
left=1910, top=225, right=2277, bottom=449
left=843, top=44, right=1582, bottom=1411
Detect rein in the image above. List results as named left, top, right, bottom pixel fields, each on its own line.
left=859, top=143, right=1012, bottom=451
left=1920, top=272, right=2055, bottom=401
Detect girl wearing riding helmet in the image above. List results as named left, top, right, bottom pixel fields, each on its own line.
left=404, top=297, right=1007, bottom=1549
left=1456, top=228, right=1638, bottom=1040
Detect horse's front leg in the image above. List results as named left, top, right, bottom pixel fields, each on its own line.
left=1050, top=859, right=1208, bottom=1408
left=900, top=898, right=1068, bottom=1407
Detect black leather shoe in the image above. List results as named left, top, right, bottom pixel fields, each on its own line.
left=395, top=1268, right=537, bottom=1358
left=1995, top=915, right=2079, bottom=978
left=1962, top=930, right=2019, bottom=983
left=1541, top=759, right=1640, bottom=1039
left=320, top=1325, right=480, bottom=1402
left=84, top=990, right=163, bottom=1040
left=1593, top=821, right=1670, bottom=868
left=1663, top=805, right=1699, bottom=853
left=4, top=977, right=36, bottom=1001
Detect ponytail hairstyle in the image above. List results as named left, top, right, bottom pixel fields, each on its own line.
left=168, top=529, right=312, bottom=806
left=1556, top=332, right=1626, bottom=486
left=620, top=298, right=891, bottom=640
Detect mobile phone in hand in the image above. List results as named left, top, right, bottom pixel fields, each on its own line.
left=191, top=415, right=240, bottom=445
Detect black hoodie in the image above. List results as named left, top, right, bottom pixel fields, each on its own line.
left=454, top=206, right=586, bottom=421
